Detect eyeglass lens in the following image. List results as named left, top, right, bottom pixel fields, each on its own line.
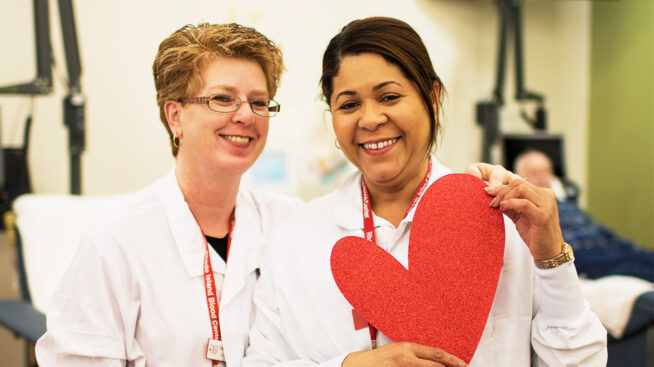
left=208, top=95, right=278, bottom=116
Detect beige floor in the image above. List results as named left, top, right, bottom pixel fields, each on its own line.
left=0, top=230, right=27, bottom=366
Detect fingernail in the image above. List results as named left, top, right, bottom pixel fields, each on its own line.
left=489, top=198, right=497, bottom=207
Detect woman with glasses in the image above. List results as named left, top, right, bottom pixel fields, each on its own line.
left=35, top=23, right=300, bottom=367
left=243, top=17, right=607, bottom=367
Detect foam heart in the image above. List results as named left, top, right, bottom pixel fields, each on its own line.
left=330, top=173, right=505, bottom=363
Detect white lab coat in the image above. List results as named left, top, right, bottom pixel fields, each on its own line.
left=244, top=158, right=608, bottom=367
left=35, top=168, right=302, bottom=367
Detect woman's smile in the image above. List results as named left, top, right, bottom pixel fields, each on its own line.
left=360, top=137, right=400, bottom=155
left=220, top=134, right=252, bottom=144
left=331, top=53, right=432, bottom=186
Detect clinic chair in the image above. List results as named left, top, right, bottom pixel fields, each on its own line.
left=0, top=193, right=132, bottom=367
left=583, top=276, right=654, bottom=367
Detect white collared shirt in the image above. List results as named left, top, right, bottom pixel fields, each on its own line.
left=35, top=169, right=302, bottom=366
left=244, top=157, right=608, bottom=367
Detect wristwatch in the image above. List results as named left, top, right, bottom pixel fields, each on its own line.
left=533, top=243, right=575, bottom=269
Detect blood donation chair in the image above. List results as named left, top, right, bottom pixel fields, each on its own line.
left=0, top=193, right=131, bottom=366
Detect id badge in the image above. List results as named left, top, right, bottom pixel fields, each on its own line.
left=206, top=338, right=225, bottom=362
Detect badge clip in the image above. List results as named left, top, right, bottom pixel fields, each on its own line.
left=206, top=338, right=225, bottom=362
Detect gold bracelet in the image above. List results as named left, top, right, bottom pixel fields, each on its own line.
left=533, top=243, right=575, bottom=269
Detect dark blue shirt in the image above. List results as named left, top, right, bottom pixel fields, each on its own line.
left=557, top=200, right=654, bottom=282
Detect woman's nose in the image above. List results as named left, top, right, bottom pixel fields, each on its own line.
left=231, top=100, right=257, bottom=125
left=358, top=103, right=387, bottom=130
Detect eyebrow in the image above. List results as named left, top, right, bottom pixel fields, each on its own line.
left=205, top=84, right=268, bottom=97
left=334, top=80, right=403, bottom=101
left=206, top=84, right=236, bottom=93
left=373, top=81, right=402, bottom=91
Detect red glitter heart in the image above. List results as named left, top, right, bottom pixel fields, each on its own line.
left=330, top=173, right=505, bottom=363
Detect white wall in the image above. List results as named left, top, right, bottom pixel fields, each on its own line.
left=0, top=0, right=590, bottom=203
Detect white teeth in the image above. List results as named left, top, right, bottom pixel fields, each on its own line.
left=224, top=135, right=250, bottom=143
left=363, top=138, right=398, bottom=150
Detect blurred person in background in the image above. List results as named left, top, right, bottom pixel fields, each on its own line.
left=515, top=150, right=654, bottom=282
left=516, top=150, right=654, bottom=349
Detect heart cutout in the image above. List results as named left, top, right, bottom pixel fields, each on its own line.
left=331, top=173, right=505, bottom=363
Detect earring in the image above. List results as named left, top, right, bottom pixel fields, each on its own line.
left=173, top=132, right=182, bottom=148
left=334, top=139, right=341, bottom=150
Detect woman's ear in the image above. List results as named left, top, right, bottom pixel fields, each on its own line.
left=164, top=100, right=182, bottom=136
left=430, top=81, right=441, bottom=114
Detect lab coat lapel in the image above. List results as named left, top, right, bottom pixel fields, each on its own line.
left=159, top=168, right=227, bottom=278
left=334, top=172, right=366, bottom=231
left=220, top=191, right=262, bottom=308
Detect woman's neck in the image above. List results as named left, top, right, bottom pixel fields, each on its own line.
left=175, top=158, right=241, bottom=238
left=365, top=158, right=430, bottom=228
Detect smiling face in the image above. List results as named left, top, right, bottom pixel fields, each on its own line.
left=331, top=53, right=434, bottom=187
left=166, top=57, right=270, bottom=176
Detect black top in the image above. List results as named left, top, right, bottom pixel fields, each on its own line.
left=205, top=234, right=229, bottom=261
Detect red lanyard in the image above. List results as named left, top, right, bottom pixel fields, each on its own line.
left=193, top=209, right=235, bottom=365
left=359, top=160, right=432, bottom=349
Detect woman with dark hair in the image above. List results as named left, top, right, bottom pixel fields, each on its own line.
left=244, top=17, right=607, bottom=367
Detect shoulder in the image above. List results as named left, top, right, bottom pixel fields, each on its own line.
left=237, top=189, right=305, bottom=239
left=82, top=178, right=170, bottom=251
left=239, top=189, right=305, bottom=219
left=263, top=181, right=350, bottom=257
left=260, top=189, right=343, bottom=279
left=300, top=190, right=341, bottom=220
left=289, top=170, right=361, bottom=228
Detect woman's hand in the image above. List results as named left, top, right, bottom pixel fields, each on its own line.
left=342, top=342, right=468, bottom=367
left=485, top=175, right=564, bottom=260
left=464, top=163, right=520, bottom=188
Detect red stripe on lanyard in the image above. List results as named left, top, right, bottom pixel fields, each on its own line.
left=359, top=160, right=432, bottom=349
left=194, top=209, right=235, bottom=365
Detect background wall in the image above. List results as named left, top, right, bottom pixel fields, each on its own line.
left=0, top=0, right=591, bottom=202
left=588, top=0, right=654, bottom=248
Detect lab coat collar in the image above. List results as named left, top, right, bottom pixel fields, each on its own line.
left=158, top=168, right=223, bottom=278
left=333, top=156, right=452, bottom=230
left=157, top=168, right=261, bottom=294
left=221, top=193, right=263, bottom=306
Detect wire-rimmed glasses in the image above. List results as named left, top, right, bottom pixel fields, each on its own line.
left=176, top=94, right=281, bottom=117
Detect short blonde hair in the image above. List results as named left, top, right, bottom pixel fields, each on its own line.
left=152, top=23, right=285, bottom=156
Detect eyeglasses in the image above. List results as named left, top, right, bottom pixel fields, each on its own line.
left=176, top=94, right=281, bottom=117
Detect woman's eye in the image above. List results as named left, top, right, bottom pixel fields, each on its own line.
left=211, top=95, right=234, bottom=103
left=250, top=99, right=268, bottom=107
left=380, top=94, right=401, bottom=103
left=338, top=101, right=359, bottom=111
